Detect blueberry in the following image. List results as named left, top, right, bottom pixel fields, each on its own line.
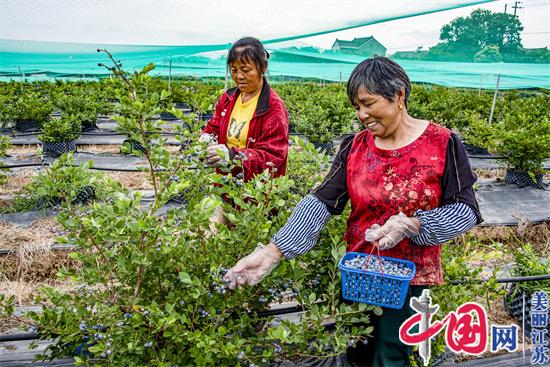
left=258, top=296, right=267, bottom=303
left=237, top=351, right=244, bottom=360
left=124, top=312, right=132, bottom=319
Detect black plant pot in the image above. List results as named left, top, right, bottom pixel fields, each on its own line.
left=41, top=140, right=77, bottom=158
left=505, top=169, right=544, bottom=189
left=16, top=119, right=40, bottom=132
left=35, top=186, right=95, bottom=209
left=504, top=288, right=550, bottom=334
left=122, top=139, right=147, bottom=154
left=464, top=143, right=490, bottom=156
left=312, top=141, right=334, bottom=155
left=81, top=120, right=99, bottom=132
left=72, top=186, right=96, bottom=205
left=36, top=195, right=63, bottom=209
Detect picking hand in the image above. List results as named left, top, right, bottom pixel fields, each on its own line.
left=223, top=243, right=283, bottom=290
left=364, top=212, right=420, bottom=250
left=205, top=144, right=230, bottom=166
left=198, top=133, right=218, bottom=145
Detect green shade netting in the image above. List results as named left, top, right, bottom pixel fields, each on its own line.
left=1, top=0, right=548, bottom=89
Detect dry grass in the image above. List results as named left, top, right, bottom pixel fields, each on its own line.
left=0, top=250, right=77, bottom=281
left=0, top=279, right=78, bottom=306
left=5, top=144, right=41, bottom=157
left=0, top=217, right=73, bottom=282
left=473, top=168, right=506, bottom=179
left=468, top=222, right=550, bottom=253
left=78, top=144, right=122, bottom=154
left=106, top=171, right=154, bottom=189
left=0, top=168, right=36, bottom=196
left=0, top=218, right=61, bottom=250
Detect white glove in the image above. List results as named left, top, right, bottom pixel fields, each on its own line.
left=364, top=212, right=420, bottom=250
left=205, top=144, right=230, bottom=166
left=198, top=133, right=218, bottom=145
left=223, top=243, right=283, bottom=290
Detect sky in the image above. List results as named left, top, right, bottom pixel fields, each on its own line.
left=0, top=0, right=548, bottom=55
left=295, top=0, right=550, bottom=52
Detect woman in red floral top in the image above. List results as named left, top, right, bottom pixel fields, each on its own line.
left=224, top=57, right=481, bottom=367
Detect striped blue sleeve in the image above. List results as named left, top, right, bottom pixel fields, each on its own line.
left=411, top=202, right=477, bottom=245
left=272, top=194, right=331, bottom=259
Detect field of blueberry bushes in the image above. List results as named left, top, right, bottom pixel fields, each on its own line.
left=0, top=58, right=549, bottom=366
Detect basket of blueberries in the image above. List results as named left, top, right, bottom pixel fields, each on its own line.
left=338, top=252, right=416, bottom=309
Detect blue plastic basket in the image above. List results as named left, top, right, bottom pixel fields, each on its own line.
left=338, top=252, right=416, bottom=309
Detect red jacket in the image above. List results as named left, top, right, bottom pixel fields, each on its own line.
left=202, top=79, right=289, bottom=181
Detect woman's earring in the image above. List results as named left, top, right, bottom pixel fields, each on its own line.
left=398, top=103, right=403, bottom=110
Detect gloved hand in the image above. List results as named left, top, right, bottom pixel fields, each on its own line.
left=223, top=243, right=283, bottom=289
left=205, top=144, right=230, bottom=166
left=198, top=133, right=218, bottom=145
left=364, top=212, right=420, bottom=250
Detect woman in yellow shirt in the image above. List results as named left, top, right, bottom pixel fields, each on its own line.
left=200, top=37, right=289, bottom=181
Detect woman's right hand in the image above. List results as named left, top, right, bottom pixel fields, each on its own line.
left=223, top=243, right=283, bottom=289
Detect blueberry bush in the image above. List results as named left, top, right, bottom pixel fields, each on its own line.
left=1, top=54, right=379, bottom=366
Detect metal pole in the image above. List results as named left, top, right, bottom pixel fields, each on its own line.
left=522, top=291, right=525, bottom=359
left=488, top=74, right=501, bottom=124
left=224, top=64, right=229, bottom=92
left=168, top=57, right=172, bottom=91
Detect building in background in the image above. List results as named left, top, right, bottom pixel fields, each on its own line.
left=331, top=36, right=386, bottom=57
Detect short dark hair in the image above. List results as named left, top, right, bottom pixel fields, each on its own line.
left=227, top=37, right=270, bottom=73
left=347, top=56, right=411, bottom=107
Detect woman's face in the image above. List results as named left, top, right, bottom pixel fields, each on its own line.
left=352, top=86, right=404, bottom=139
left=229, top=59, right=263, bottom=95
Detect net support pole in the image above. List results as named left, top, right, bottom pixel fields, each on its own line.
left=224, top=64, right=229, bottom=92
left=168, top=58, right=172, bottom=90
left=488, top=73, right=501, bottom=124
left=522, top=291, right=525, bottom=359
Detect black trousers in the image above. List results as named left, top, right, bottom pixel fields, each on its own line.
left=346, top=286, right=426, bottom=367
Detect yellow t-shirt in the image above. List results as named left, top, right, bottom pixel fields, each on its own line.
left=226, top=93, right=260, bottom=149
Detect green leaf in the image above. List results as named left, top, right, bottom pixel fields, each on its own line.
left=178, top=272, right=192, bottom=284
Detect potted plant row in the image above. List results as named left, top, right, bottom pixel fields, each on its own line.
left=2, top=92, right=53, bottom=132
left=39, top=115, right=81, bottom=158
left=460, top=95, right=550, bottom=189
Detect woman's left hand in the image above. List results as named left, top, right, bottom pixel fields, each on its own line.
left=364, top=212, right=420, bottom=250
left=205, top=144, right=230, bottom=166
